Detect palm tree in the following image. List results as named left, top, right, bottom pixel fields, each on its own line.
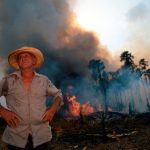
left=120, top=51, right=136, bottom=70
left=120, top=51, right=137, bottom=109
left=119, top=51, right=137, bottom=89
left=138, top=59, right=150, bottom=112
left=139, top=58, right=148, bottom=71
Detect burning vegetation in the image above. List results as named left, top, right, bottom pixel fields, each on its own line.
left=58, top=51, right=150, bottom=118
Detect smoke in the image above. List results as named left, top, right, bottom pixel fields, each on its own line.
left=107, top=71, right=150, bottom=113
left=125, top=1, right=150, bottom=63
left=0, top=0, right=111, bottom=82
left=1, top=0, right=149, bottom=113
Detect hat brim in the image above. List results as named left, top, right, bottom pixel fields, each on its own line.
left=8, top=47, right=44, bottom=69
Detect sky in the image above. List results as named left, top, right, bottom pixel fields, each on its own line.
left=73, top=0, right=150, bottom=60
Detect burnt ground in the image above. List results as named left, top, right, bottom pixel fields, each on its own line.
left=0, top=112, right=150, bottom=150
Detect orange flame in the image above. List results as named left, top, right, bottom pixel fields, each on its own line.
left=67, top=95, right=81, bottom=116
left=81, top=101, right=94, bottom=115
left=66, top=95, right=111, bottom=116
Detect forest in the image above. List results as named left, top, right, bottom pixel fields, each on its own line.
left=88, top=50, right=150, bottom=114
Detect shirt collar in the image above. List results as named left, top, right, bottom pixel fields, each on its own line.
left=11, top=71, right=41, bottom=79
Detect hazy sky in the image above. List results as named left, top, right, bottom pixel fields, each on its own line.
left=73, top=0, right=150, bottom=60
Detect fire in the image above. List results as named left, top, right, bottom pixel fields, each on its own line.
left=66, top=95, right=113, bottom=116
left=66, top=95, right=110, bottom=117
left=81, top=101, right=94, bottom=115
left=66, top=95, right=81, bottom=116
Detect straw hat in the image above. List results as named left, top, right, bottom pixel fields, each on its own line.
left=8, top=47, right=44, bottom=69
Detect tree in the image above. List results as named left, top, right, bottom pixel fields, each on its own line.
left=88, top=59, right=108, bottom=140
left=145, top=69, right=150, bottom=81
left=120, top=51, right=136, bottom=69
left=138, top=59, right=150, bottom=111
left=139, top=58, right=148, bottom=71
left=88, top=59, right=105, bottom=85
left=88, top=59, right=109, bottom=112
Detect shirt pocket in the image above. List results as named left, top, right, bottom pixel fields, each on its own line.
left=32, top=80, right=47, bottom=99
left=6, top=86, right=27, bottom=107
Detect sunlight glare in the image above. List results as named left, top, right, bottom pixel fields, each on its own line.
left=73, top=0, right=128, bottom=54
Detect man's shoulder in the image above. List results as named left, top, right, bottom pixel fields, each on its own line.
left=3, top=72, right=18, bottom=80
left=35, top=72, right=49, bottom=80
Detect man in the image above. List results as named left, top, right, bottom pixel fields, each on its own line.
left=0, top=47, right=63, bottom=150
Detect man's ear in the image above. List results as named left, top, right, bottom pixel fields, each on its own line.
left=33, top=57, right=37, bottom=65
left=32, top=55, right=37, bottom=65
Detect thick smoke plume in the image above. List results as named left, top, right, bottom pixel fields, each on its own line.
left=0, top=0, right=111, bottom=82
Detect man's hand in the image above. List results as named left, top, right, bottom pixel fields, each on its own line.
left=42, top=107, right=55, bottom=122
left=42, top=96, right=62, bottom=122
left=0, top=107, right=21, bottom=128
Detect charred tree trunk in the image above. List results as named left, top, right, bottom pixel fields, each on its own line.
left=129, top=88, right=135, bottom=115
left=101, top=111, right=107, bottom=141
left=147, top=99, right=150, bottom=112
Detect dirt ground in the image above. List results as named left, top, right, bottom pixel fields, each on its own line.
left=0, top=112, right=150, bottom=150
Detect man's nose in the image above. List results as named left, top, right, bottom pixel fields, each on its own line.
left=21, top=56, right=28, bottom=61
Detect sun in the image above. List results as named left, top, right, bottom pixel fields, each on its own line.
left=73, top=0, right=128, bottom=55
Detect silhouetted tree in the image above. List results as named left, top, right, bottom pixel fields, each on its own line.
left=145, top=69, right=150, bottom=81
left=88, top=59, right=105, bottom=85
left=88, top=51, right=150, bottom=114
left=120, top=51, right=136, bottom=70
left=139, top=58, right=148, bottom=71
left=138, top=59, right=150, bottom=111
left=88, top=59, right=109, bottom=112
left=88, top=59, right=109, bottom=139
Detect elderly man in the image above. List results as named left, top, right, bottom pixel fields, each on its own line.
left=0, top=47, right=63, bottom=150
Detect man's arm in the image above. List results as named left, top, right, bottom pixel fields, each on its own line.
left=42, top=96, right=62, bottom=122
left=42, top=79, right=63, bottom=122
left=0, top=77, right=21, bottom=128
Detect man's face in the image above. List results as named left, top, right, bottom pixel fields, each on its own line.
left=17, top=52, right=36, bottom=70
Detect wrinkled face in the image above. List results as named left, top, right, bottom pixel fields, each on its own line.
left=17, top=52, right=36, bottom=70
